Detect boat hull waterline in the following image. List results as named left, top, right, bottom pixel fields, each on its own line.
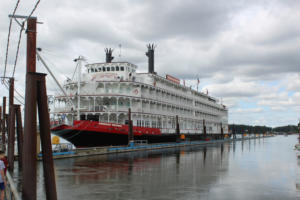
left=51, top=120, right=227, bottom=148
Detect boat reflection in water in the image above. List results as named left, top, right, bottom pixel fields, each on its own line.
left=36, top=143, right=230, bottom=200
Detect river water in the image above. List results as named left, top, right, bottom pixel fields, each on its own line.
left=20, top=135, right=300, bottom=199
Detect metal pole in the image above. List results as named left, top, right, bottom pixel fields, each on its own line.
left=15, top=105, right=23, bottom=169
left=2, top=97, right=6, bottom=152
left=22, top=73, right=37, bottom=200
left=37, top=73, right=57, bottom=200
left=77, top=57, right=82, bottom=120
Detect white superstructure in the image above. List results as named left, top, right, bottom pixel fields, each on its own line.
left=51, top=47, right=228, bottom=135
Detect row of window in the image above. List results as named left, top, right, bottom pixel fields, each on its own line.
left=88, top=66, right=125, bottom=73
left=88, top=66, right=137, bottom=73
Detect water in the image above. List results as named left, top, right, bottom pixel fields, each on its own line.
left=19, top=136, right=300, bottom=199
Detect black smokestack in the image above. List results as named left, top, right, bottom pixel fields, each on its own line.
left=146, top=44, right=156, bottom=73
left=105, top=48, right=114, bottom=63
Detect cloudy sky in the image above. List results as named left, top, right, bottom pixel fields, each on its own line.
left=1, top=0, right=300, bottom=127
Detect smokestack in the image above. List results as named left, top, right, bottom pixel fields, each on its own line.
left=105, top=48, right=114, bottom=63
left=146, top=44, right=156, bottom=74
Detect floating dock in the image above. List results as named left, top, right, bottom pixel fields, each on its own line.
left=38, top=136, right=272, bottom=160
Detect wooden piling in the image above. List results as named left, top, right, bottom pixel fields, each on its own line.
left=128, top=108, right=133, bottom=145
left=7, top=78, right=15, bottom=172
left=15, top=105, right=23, bottom=169
left=37, top=74, right=57, bottom=200
left=176, top=115, right=180, bottom=142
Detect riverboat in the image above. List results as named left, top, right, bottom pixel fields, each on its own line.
left=51, top=45, right=229, bottom=147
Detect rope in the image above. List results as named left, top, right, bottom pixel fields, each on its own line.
left=12, top=21, right=25, bottom=77
left=4, top=79, right=25, bottom=100
left=2, top=81, right=24, bottom=105
left=26, top=0, right=41, bottom=20
left=3, top=0, right=21, bottom=81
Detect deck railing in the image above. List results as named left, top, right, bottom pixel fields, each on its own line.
left=5, top=171, right=21, bottom=200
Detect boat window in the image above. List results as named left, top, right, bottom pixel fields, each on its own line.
left=111, top=67, right=115, bottom=71
left=98, top=67, right=102, bottom=72
left=120, top=66, right=124, bottom=71
left=116, top=66, right=119, bottom=71
left=91, top=68, right=94, bottom=72
left=107, top=67, right=110, bottom=71
left=102, top=67, right=106, bottom=72
left=94, top=68, right=98, bottom=72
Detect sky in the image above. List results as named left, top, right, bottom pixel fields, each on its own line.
left=1, top=0, right=300, bottom=127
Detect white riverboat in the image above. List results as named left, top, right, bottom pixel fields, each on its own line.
left=51, top=45, right=229, bottom=147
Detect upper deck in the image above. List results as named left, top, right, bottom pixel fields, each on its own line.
left=83, top=62, right=137, bottom=82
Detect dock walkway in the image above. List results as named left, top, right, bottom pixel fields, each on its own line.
left=39, top=136, right=271, bottom=160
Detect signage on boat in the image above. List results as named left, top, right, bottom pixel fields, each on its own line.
left=166, top=74, right=180, bottom=84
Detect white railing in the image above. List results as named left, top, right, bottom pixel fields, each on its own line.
left=5, top=171, right=21, bottom=200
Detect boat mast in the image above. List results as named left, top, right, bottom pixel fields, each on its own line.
left=76, top=56, right=83, bottom=120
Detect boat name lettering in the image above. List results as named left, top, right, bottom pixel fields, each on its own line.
left=166, top=74, right=180, bottom=84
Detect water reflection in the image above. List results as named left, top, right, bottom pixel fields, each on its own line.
left=37, top=144, right=230, bottom=200
left=12, top=136, right=300, bottom=200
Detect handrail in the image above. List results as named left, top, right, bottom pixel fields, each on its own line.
left=6, top=171, right=21, bottom=200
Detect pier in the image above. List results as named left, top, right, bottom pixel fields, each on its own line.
left=38, top=135, right=273, bottom=160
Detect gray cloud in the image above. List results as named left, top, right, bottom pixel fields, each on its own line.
left=1, top=0, right=300, bottom=126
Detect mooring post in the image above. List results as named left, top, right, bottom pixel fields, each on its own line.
left=26, top=17, right=36, bottom=74
left=176, top=115, right=180, bottom=142
left=221, top=122, right=224, bottom=139
left=15, top=105, right=23, bottom=169
left=37, top=74, right=57, bottom=200
left=128, top=108, right=134, bottom=147
left=7, top=78, right=15, bottom=172
left=23, top=73, right=38, bottom=200
left=2, top=97, right=6, bottom=152
left=7, top=105, right=15, bottom=172
left=203, top=119, right=207, bottom=138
